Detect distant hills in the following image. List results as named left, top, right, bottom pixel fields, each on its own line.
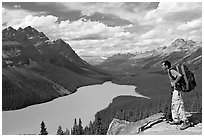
left=81, top=55, right=107, bottom=65
left=2, top=26, right=111, bottom=111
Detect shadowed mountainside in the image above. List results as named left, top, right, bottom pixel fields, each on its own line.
left=2, top=26, right=112, bottom=111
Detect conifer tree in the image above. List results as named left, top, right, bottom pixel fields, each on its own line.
left=64, top=128, right=70, bottom=135
left=84, top=126, right=90, bottom=135
left=40, top=121, right=48, bottom=135
left=89, top=121, right=94, bottom=134
left=70, top=129, right=73, bottom=135
left=78, top=118, right=83, bottom=135
left=95, top=117, right=103, bottom=135
left=57, top=125, right=64, bottom=135
left=71, top=118, right=78, bottom=135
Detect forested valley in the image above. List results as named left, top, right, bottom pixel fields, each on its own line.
left=39, top=90, right=201, bottom=135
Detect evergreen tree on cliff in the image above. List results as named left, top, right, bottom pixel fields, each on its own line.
left=78, top=118, right=84, bottom=135
left=83, top=126, right=90, bottom=134
left=40, top=121, right=48, bottom=135
left=95, top=117, right=104, bottom=134
left=89, top=121, right=94, bottom=134
left=71, top=118, right=78, bottom=135
left=56, top=125, right=64, bottom=135
left=64, top=128, right=70, bottom=135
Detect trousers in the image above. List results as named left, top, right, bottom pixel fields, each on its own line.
left=171, top=89, right=188, bottom=122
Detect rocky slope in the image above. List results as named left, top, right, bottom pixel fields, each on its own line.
left=107, top=112, right=202, bottom=135
left=2, top=26, right=111, bottom=111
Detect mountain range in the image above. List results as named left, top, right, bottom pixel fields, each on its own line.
left=2, top=26, right=202, bottom=111
left=2, top=26, right=111, bottom=111
left=95, top=38, right=202, bottom=99
left=98, top=38, right=201, bottom=74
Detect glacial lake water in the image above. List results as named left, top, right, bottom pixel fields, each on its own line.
left=2, top=82, right=149, bottom=135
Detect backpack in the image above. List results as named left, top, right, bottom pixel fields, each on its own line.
left=169, top=64, right=197, bottom=92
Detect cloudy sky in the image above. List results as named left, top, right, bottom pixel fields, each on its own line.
left=2, top=2, right=202, bottom=57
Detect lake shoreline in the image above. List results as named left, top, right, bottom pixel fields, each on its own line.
left=3, top=77, right=147, bottom=112
left=2, top=81, right=149, bottom=135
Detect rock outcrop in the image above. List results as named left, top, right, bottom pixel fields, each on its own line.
left=107, top=112, right=202, bottom=135
left=107, top=113, right=165, bottom=135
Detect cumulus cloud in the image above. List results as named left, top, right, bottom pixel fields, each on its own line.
left=143, top=2, right=201, bottom=24
left=177, top=18, right=202, bottom=30
left=2, top=7, right=47, bottom=29
left=6, top=13, right=131, bottom=42
left=2, top=7, right=31, bottom=28
left=61, top=2, right=156, bottom=23
left=135, top=39, right=165, bottom=46
left=2, top=2, right=202, bottom=57
left=62, top=2, right=122, bottom=16
left=3, top=10, right=135, bottom=56
left=139, top=2, right=202, bottom=47
left=139, top=30, right=158, bottom=39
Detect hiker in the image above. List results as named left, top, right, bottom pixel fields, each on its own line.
left=161, top=60, right=191, bottom=130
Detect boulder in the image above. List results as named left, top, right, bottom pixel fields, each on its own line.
left=107, top=113, right=165, bottom=135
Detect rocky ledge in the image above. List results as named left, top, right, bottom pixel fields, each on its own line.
left=107, top=112, right=202, bottom=135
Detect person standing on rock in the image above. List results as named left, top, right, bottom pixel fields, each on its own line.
left=161, top=60, right=191, bottom=130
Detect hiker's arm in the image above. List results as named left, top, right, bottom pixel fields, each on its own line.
left=174, top=75, right=182, bottom=85
left=171, top=70, right=182, bottom=87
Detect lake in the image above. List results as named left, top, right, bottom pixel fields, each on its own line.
left=2, top=82, right=149, bottom=135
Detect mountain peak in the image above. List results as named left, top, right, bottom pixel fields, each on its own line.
left=52, top=38, right=68, bottom=46
left=171, top=38, right=186, bottom=47
left=7, top=26, right=16, bottom=31
left=52, top=38, right=74, bottom=52
left=3, top=26, right=49, bottom=42
left=174, top=38, right=185, bottom=43
left=24, top=26, right=38, bottom=33
left=186, top=40, right=196, bottom=46
left=17, top=27, right=23, bottom=32
left=2, top=26, right=17, bottom=40
left=169, top=38, right=200, bottom=51
left=55, top=38, right=65, bottom=43
left=24, top=25, right=32, bottom=29
left=23, top=26, right=40, bottom=35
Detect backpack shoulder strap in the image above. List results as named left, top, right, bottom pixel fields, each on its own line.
left=180, top=64, right=189, bottom=90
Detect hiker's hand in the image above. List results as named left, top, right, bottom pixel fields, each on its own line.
left=171, top=82, right=176, bottom=88
left=171, top=82, right=175, bottom=86
left=171, top=86, right=174, bottom=92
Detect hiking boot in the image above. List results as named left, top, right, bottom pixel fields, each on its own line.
left=169, top=121, right=182, bottom=125
left=180, top=121, right=191, bottom=130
